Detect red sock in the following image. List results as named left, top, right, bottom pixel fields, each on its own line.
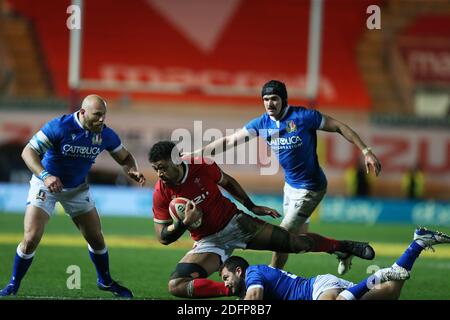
left=305, top=233, right=341, bottom=253
left=192, top=278, right=230, bottom=298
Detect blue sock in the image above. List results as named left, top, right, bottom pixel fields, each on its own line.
left=341, top=240, right=425, bottom=300
left=345, top=276, right=374, bottom=299
left=88, top=246, right=112, bottom=284
left=9, top=245, right=35, bottom=287
left=394, top=241, right=423, bottom=271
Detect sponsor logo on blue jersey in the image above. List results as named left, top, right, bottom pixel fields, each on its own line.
left=62, top=144, right=102, bottom=159
left=267, top=134, right=303, bottom=149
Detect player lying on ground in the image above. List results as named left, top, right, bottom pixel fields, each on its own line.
left=219, top=227, right=450, bottom=300
left=150, top=141, right=375, bottom=299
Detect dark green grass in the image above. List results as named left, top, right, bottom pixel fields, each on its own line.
left=1, top=212, right=450, bottom=299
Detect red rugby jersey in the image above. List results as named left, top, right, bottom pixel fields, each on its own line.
left=152, top=158, right=238, bottom=241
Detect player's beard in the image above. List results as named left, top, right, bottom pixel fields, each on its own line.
left=237, top=278, right=246, bottom=298
left=90, top=122, right=104, bottom=132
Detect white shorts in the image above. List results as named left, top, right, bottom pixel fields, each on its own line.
left=312, top=274, right=354, bottom=300
left=188, top=213, right=263, bottom=263
left=281, top=183, right=326, bottom=231
left=26, top=175, right=95, bottom=218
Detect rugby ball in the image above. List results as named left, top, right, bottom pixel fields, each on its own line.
left=169, top=197, right=202, bottom=229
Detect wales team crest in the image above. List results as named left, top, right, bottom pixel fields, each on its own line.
left=92, top=133, right=102, bottom=145
left=286, top=120, right=297, bottom=133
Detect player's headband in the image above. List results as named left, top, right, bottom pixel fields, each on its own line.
left=261, top=80, right=288, bottom=107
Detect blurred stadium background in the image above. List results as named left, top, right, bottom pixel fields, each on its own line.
left=0, top=0, right=450, bottom=299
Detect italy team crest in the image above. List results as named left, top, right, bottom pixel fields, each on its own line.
left=92, top=133, right=103, bottom=145
left=36, top=190, right=46, bottom=201
left=286, top=120, right=297, bottom=133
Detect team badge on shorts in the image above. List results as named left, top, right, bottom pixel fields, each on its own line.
left=36, top=190, right=46, bottom=201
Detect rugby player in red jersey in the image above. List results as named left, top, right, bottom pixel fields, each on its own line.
left=149, top=141, right=375, bottom=299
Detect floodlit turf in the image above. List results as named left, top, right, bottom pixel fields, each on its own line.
left=1, top=212, right=450, bottom=300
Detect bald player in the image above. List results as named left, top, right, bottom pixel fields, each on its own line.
left=0, top=95, right=145, bottom=298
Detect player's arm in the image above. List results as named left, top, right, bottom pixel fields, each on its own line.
left=110, top=146, right=146, bottom=186
left=154, top=221, right=188, bottom=245
left=244, top=286, right=264, bottom=300
left=320, top=114, right=381, bottom=176
left=22, top=144, right=47, bottom=179
left=218, top=171, right=280, bottom=218
left=191, top=129, right=250, bottom=157
left=22, top=143, right=63, bottom=193
left=153, top=199, right=202, bottom=245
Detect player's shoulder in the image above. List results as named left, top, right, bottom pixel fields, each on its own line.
left=101, top=124, right=119, bottom=136
left=247, top=265, right=260, bottom=272
left=247, top=264, right=269, bottom=274
left=289, top=105, right=322, bottom=122
left=246, top=265, right=269, bottom=280
left=258, top=112, right=271, bottom=122
left=245, top=113, right=270, bottom=132
left=153, top=179, right=168, bottom=197
left=153, top=180, right=177, bottom=205
left=44, top=114, right=75, bottom=133
left=291, top=105, right=322, bottom=115
left=256, top=264, right=283, bottom=276
left=50, top=113, right=72, bottom=125
left=289, top=105, right=308, bottom=114
left=154, top=178, right=165, bottom=191
left=248, top=112, right=268, bottom=124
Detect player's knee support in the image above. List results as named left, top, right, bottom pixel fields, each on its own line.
left=269, top=227, right=313, bottom=253
left=170, top=263, right=208, bottom=280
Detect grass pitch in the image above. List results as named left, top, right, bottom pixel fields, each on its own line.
left=1, top=212, right=450, bottom=300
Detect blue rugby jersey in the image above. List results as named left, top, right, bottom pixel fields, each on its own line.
left=29, top=112, right=122, bottom=188
left=245, top=265, right=315, bottom=300
left=244, top=106, right=327, bottom=191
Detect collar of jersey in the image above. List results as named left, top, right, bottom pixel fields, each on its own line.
left=73, top=111, right=84, bottom=130
left=269, top=106, right=290, bottom=123
left=179, top=161, right=189, bottom=184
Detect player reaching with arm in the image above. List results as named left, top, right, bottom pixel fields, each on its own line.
left=149, top=141, right=375, bottom=299
left=0, top=95, right=145, bottom=298
left=190, top=80, right=381, bottom=275
left=220, top=227, right=450, bottom=300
